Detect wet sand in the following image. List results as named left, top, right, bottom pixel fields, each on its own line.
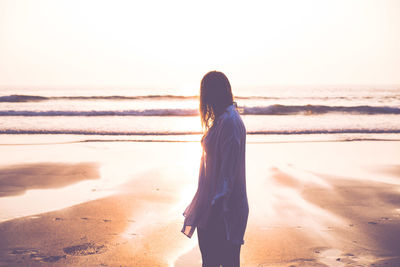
left=0, top=162, right=100, bottom=197
left=0, top=138, right=399, bottom=266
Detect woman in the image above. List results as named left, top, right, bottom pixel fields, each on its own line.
left=182, top=71, right=249, bottom=267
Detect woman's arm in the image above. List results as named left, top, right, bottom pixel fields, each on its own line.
left=211, top=119, right=240, bottom=212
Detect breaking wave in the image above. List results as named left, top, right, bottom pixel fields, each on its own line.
left=1, top=94, right=399, bottom=102
left=0, top=105, right=399, bottom=116
left=1, top=129, right=400, bottom=135
left=0, top=94, right=197, bottom=102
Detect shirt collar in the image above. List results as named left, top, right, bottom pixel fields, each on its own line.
left=226, top=104, right=236, bottom=113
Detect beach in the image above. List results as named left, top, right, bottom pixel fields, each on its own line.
left=0, top=135, right=399, bottom=266
left=1, top=0, right=400, bottom=265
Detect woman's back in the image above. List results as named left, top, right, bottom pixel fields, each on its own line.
left=183, top=104, right=248, bottom=245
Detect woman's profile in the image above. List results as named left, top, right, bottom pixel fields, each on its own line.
left=182, top=71, right=249, bottom=267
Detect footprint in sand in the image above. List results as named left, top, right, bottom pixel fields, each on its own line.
left=63, top=243, right=107, bottom=256
left=10, top=248, right=66, bottom=263
left=288, top=258, right=317, bottom=266
left=30, top=254, right=66, bottom=263
left=318, top=249, right=359, bottom=266
left=10, top=248, right=39, bottom=255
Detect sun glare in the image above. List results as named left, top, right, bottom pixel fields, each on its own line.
left=1, top=0, right=399, bottom=88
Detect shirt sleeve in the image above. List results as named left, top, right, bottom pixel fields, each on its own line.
left=211, top=119, right=240, bottom=212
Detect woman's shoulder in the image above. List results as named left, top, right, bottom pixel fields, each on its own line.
left=218, top=105, right=245, bottom=134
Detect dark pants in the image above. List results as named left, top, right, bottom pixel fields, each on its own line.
left=197, top=201, right=241, bottom=267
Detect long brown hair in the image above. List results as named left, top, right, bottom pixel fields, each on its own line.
left=200, top=71, right=233, bottom=131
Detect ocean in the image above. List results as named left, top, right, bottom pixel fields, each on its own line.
left=1, top=86, right=399, bottom=142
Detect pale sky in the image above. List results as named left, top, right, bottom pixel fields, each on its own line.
left=0, top=0, right=399, bottom=93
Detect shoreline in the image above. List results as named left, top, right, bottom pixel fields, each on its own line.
left=1, top=132, right=400, bottom=145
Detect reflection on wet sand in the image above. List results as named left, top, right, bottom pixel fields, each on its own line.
left=242, top=166, right=400, bottom=266
left=0, top=162, right=99, bottom=197
left=0, top=166, right=196, bottom=266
